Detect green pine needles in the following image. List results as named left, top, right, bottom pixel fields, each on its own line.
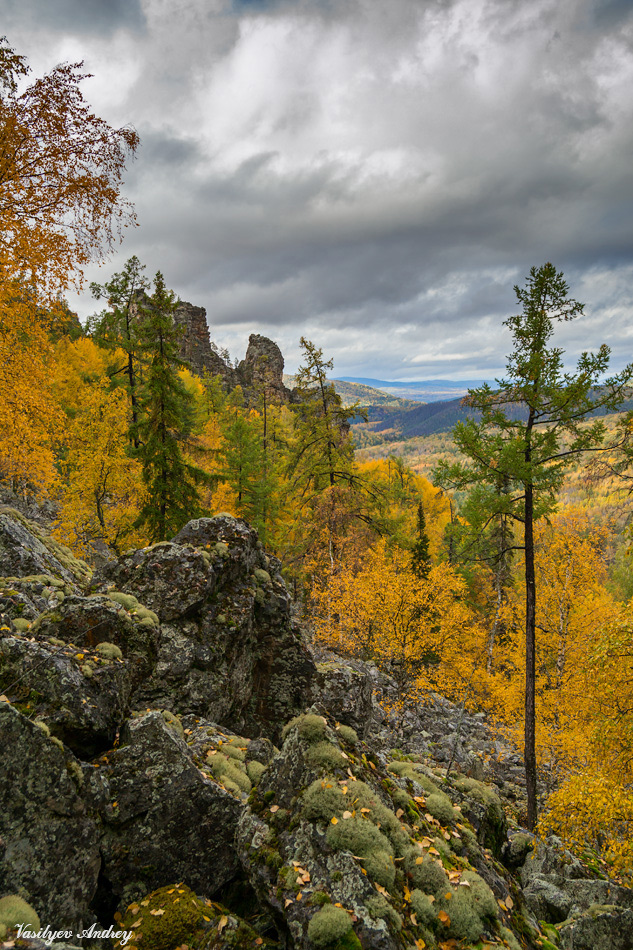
left=133, top=272, right=205, bottom=542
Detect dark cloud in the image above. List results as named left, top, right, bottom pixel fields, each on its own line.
left=16, top=0, right=629, bottom=379
left=3, top=0, right=146, bottom=36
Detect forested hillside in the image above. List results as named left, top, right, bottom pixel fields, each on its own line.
left=2, top=34, right=633, bottom=950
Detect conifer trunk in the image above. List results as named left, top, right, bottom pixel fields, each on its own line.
left=524, top=424, right=538, bottom=830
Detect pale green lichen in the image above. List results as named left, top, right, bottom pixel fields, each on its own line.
left=365, top=895, right=402, bottom=931
left=387, top=759, right=440, bottom=795
left=403, top=847, right=449, bottom=893
left=108, top=591, right=139, bottom=611
left=208, top=753, right=251, bottom=794
left=307, top=904, right=353, bottom=948
left=425, top=791, right=456, bottom=826
left=282, top=712, right=328, bottom=743
left=336, top=724, right=358, bottom=745
left=95, top=641, right=123, bottom=660
left=246, top=760, right=266, bottom=784
left=132, top=605, right=159, bottom=625
left=303, top=778, right=346, bottom=822
left=11, top=618, right=31, bottom=632
left=411, top=889, right=436, bottom=927
left=327, top=817, right=395, bottom=889
left=307, top=741, right=347, bottom=771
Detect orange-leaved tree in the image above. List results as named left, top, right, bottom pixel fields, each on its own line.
left=0, top=36, right=138, bottom=493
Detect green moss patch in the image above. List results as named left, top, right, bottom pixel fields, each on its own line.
left=117, top=885, right=203, bottom=950
left=0, top=895, right=40, bottom=938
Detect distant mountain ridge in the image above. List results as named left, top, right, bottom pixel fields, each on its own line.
left=335, top=377, right=489, bottom=403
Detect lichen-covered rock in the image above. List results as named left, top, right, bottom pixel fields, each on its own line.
left=558, top=905, right=633, bottom=950
left=237, top=334, right=293, bottom=404
left=95, top=517, right=316, bottom=741
left=0, top=507, right=90, bottom=588
left=313, top=659, right=374, bottom=739
left=98, top=712, right=244, bottom=908
left=0, top=632, right=132, bottom=756
left=0, top=702, right=100, bottom=930
left=451, top=775, right=508, bottom=858
left=237, top=712, right=515, bottom=950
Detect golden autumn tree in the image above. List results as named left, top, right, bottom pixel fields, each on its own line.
left=0, top=36, right=138, bottom=492
left=483, top=511, right=619, bottom=780
left=312, top=540, right=479, bottom=704
left=51, top=337, right=146, bottom=555
left=541, top=602, right=633, bottom=881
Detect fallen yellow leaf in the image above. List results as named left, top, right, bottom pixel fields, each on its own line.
left=331, top=816, right=338, bottom=824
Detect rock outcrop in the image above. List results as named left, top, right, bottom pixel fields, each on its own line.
left=1, top=506, right=632, bottom=950
left=173, top=301, right=238, bottom=389
left=171, top=301, right=294, bottom=404
left=237, top=334, right=293, bottom=404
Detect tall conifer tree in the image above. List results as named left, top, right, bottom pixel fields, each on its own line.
left=435, top=263, right=632, bottom=828
left=133, top=272, right=202, bottom=541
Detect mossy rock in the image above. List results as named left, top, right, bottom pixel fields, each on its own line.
left=0, top=895, right=40, bottom=938
left=11, top=617, right=31, bottom=632
left=117, top=885, right=203, bottom=950
left=253, top=568, right=272, bottom=586
left=307, top=904, right=354, bottom=947
left=161, top=709, right=184, bottom=738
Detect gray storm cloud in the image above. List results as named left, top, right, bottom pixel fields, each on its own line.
left=4, top=0, right=633, bottom=378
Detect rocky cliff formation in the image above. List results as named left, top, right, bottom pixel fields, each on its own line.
left=172, top=302, right=294, bottom=404
left=1, top=506, right=631, bottom=950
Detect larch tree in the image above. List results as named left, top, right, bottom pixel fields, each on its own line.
left=288, top=338, right=357, bottom=497
left=435, top=263, right=633, bottom=829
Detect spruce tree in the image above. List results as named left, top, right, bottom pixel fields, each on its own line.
left=133, top=271, right=203, bottom=541
left=411, top=500, right=431, bottom=578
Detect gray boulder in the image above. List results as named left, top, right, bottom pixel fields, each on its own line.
left=0, top=703, right=100, bottom=931
left=97, top=712, right=244, bottom=910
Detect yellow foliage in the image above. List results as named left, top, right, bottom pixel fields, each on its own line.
left=0, top=282, right=61, bottom=492
left=312, top=539, right=481, bottom=703
left=51, top=339, right=147, bottom=555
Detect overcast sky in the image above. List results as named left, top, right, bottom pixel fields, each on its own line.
left=6, top=0, right=633, bottom=379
